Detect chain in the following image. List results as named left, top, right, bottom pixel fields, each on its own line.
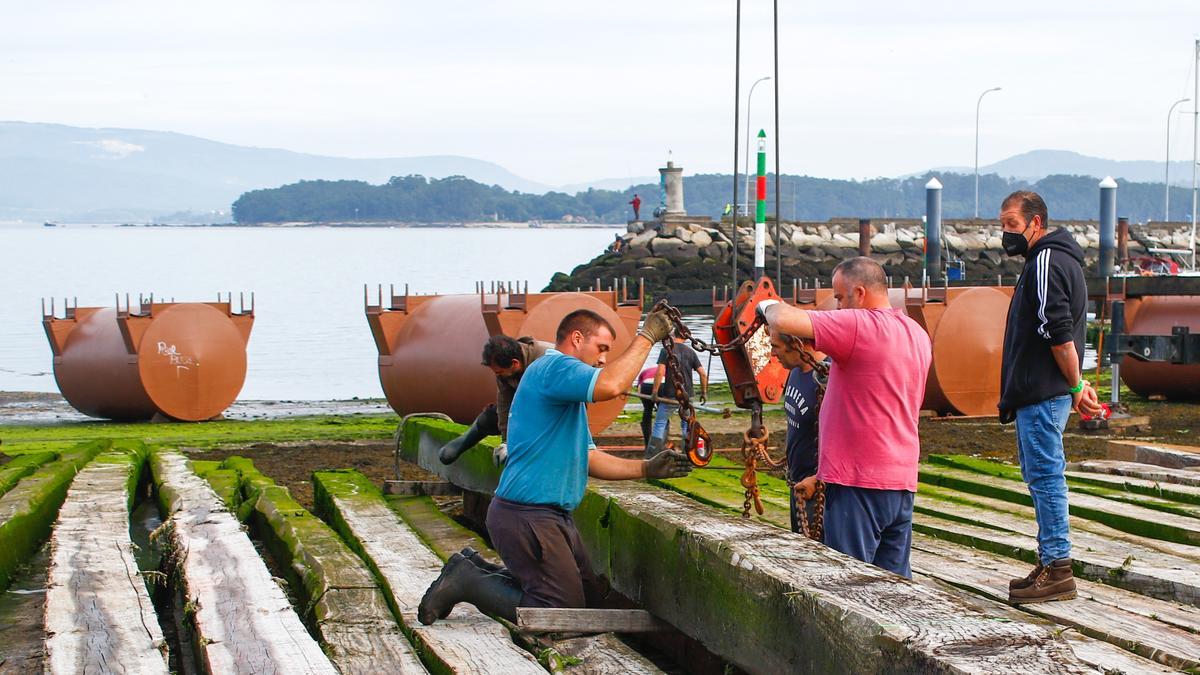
left=785, top=334, right=827, bottom=541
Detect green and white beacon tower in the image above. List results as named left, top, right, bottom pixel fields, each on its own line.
left=754, top=129, right=768, bottom=279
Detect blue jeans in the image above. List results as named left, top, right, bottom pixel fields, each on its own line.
left=822, top=483, right=914, bottom=578
left=651, top=402, right=689, bottom=442
left=1015, top=395, right=1072, bottom=564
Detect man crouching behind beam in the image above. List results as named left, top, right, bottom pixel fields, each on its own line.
left=757, top=256, right=931, bottom=578
left=417, top=307, right=692, bottom=624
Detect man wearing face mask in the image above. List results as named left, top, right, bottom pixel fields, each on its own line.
left=755, top=257, right=931, bottom=577
left=996, top=191, right=1102, bottom=604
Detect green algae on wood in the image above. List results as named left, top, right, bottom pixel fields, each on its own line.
left=0, top=440, right=107, bottom=592
left=0, top=451, right=57, bottom=498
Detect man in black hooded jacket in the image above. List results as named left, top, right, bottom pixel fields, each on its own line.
left=996, top=190, right=1102, bottom=605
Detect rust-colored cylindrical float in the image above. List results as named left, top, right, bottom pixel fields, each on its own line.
left=367, top=283, right=642, bottom=435
left=43, top=296, right=254, bottom=421
left=785, top=283, right=1012, bottom=416
left=1119, top=295, right=1200, bottom=400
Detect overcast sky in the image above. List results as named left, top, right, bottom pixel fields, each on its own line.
left=2, top=1, right=1199, bottom=185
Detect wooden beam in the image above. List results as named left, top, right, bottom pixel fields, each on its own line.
left=1108, top=440, right=1200, bottom=469
left=150, top=450, right=338, bottom=674
left=312, top=470, right=545, bottom=674
left=383, top=480, right=461, bottom=496
left=43, top=443, right=168, bottom=674
left=401, top=419, right=1100, bottom=674
left=210, top=462, right=427, bottom=674
left=0, top=451, right=57, bottom=498
left=1070, top=459, right=1200, bottom=488
left=516, top=608, right=668, bottom=634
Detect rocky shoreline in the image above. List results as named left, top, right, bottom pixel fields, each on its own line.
left=546, top=217, right=1196, bottom=294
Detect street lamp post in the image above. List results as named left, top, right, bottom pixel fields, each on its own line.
left=743, top=76, right=771, bottom=218
left=974, top=86, right=1002, bottom=219
left=1166, top=97, right=1190, bottom=222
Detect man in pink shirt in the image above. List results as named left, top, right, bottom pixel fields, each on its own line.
left=757, top=257, right=931, bottom=577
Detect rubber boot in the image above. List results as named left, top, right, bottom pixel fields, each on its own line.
left=461, top=546, right=508, bottom=575
left=644, top=435, right=665, bottom=460
left=418, top=553, right=521, bottom=624
left=439, top=405, right=499, bottom=465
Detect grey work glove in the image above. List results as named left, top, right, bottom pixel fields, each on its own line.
left=637, top=310, right=673, bottom=343
left=643, top=450, right=693, bottom=479
left=755, top=298, right=781, bottom=323
left=492, top=442, right=508, bottom=468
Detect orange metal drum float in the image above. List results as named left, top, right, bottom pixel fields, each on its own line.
left=366, top=282, right=642, bottom=435
left=43, top=294, right=254, bottom=421
left=766, top=281, right=1014, bottom=416
left=1118, top=295, right=1200, bottom=400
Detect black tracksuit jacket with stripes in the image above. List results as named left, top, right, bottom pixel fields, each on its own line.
left=997, top=228, right=1088, bottom=423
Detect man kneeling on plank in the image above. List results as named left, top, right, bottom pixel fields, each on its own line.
left=438, top=334, right=551, bottom=466
left=418, top=308, right=693, bottom=624
left=757, top=257, right=931, bottom=578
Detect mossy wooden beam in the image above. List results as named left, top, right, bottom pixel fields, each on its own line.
left=43, top=441, right=168, bottom=674
left=0, top=451, right=57, bottom=498
left=214, top=457, right=426, bottom=674
left=402, top=418, right=1096, bottom=674
left=149, top=449, right=338, bottom=675
left=0, top=441, right=106, bottom=592
left=311, top=469, right=545, bottom=674
left=919, top=463, right=1200, bottom=546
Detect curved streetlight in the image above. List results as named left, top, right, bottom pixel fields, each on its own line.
left=974, top=86, right=1002, bottom=219
left=1166, top=97, right=1190, bottom=222
left=743, top=76, right=771, bottom=218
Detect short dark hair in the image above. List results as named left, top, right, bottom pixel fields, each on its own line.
left=1002, top=190, right=1049, bottom=228
left=556, top=309, right=616, bottom=344
left=481, top=335, right=523, bottom=368
left=832, top=256, right=887, bottom=291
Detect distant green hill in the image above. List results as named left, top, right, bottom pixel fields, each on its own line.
left=232, top=172, right=1196, bottom=224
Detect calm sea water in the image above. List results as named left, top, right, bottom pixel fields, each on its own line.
left=2, top=223, right=705, bottom=400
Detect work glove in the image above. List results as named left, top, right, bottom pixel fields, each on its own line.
left=492, top=443, right=508, bottom=468
left=637, top=310, right=673, bottom=343
left=755, top=298, right=781, bottom=324
left=643, top=449, right=693, bottom=479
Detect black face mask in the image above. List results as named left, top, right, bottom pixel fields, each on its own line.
left=1001, top=225, right=1030, bottom=257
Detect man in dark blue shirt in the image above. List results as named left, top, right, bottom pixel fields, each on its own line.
left=769, top=329, right=824, bottom=534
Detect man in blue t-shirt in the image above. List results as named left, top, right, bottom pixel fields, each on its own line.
left=769, top=328, right=824, bottom=534
left=418, top=308, right=694, bottom=625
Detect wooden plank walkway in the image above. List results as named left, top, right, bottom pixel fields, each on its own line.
left=208, top=458, right=427, bottom=675
left=311, top=470, right=546, bottom=674
left=1062, top=468, right=1200, bottom=505
left=0, top=441, right=105, bottom=592
left=382, top=492, right=665, bottom=674
left=402, top=418, right=1102, bottom=674
left=43, top=443, right=168, bottom=674
left=150, top=450, right=337, bottom=675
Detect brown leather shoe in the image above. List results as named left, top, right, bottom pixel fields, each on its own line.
left=1008, top=562, right=1044, bottom=591
left=1009, top=558, right=1076, bottom=604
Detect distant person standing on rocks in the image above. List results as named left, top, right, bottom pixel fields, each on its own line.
left=996, top=190, right=1101, bottom=604
left=756, top=257, right=931, bottom=578
left=628, top=194, right=642, bottom=221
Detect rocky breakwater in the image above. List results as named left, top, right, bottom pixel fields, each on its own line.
left=544, top=218, right=1192, bottom=294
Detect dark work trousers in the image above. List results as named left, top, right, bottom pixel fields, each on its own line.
left=485, top=497, right=605, bottom=608
left=638, top=382, right=655, bottom=445
left=822, top=482, right=914, bottom=578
